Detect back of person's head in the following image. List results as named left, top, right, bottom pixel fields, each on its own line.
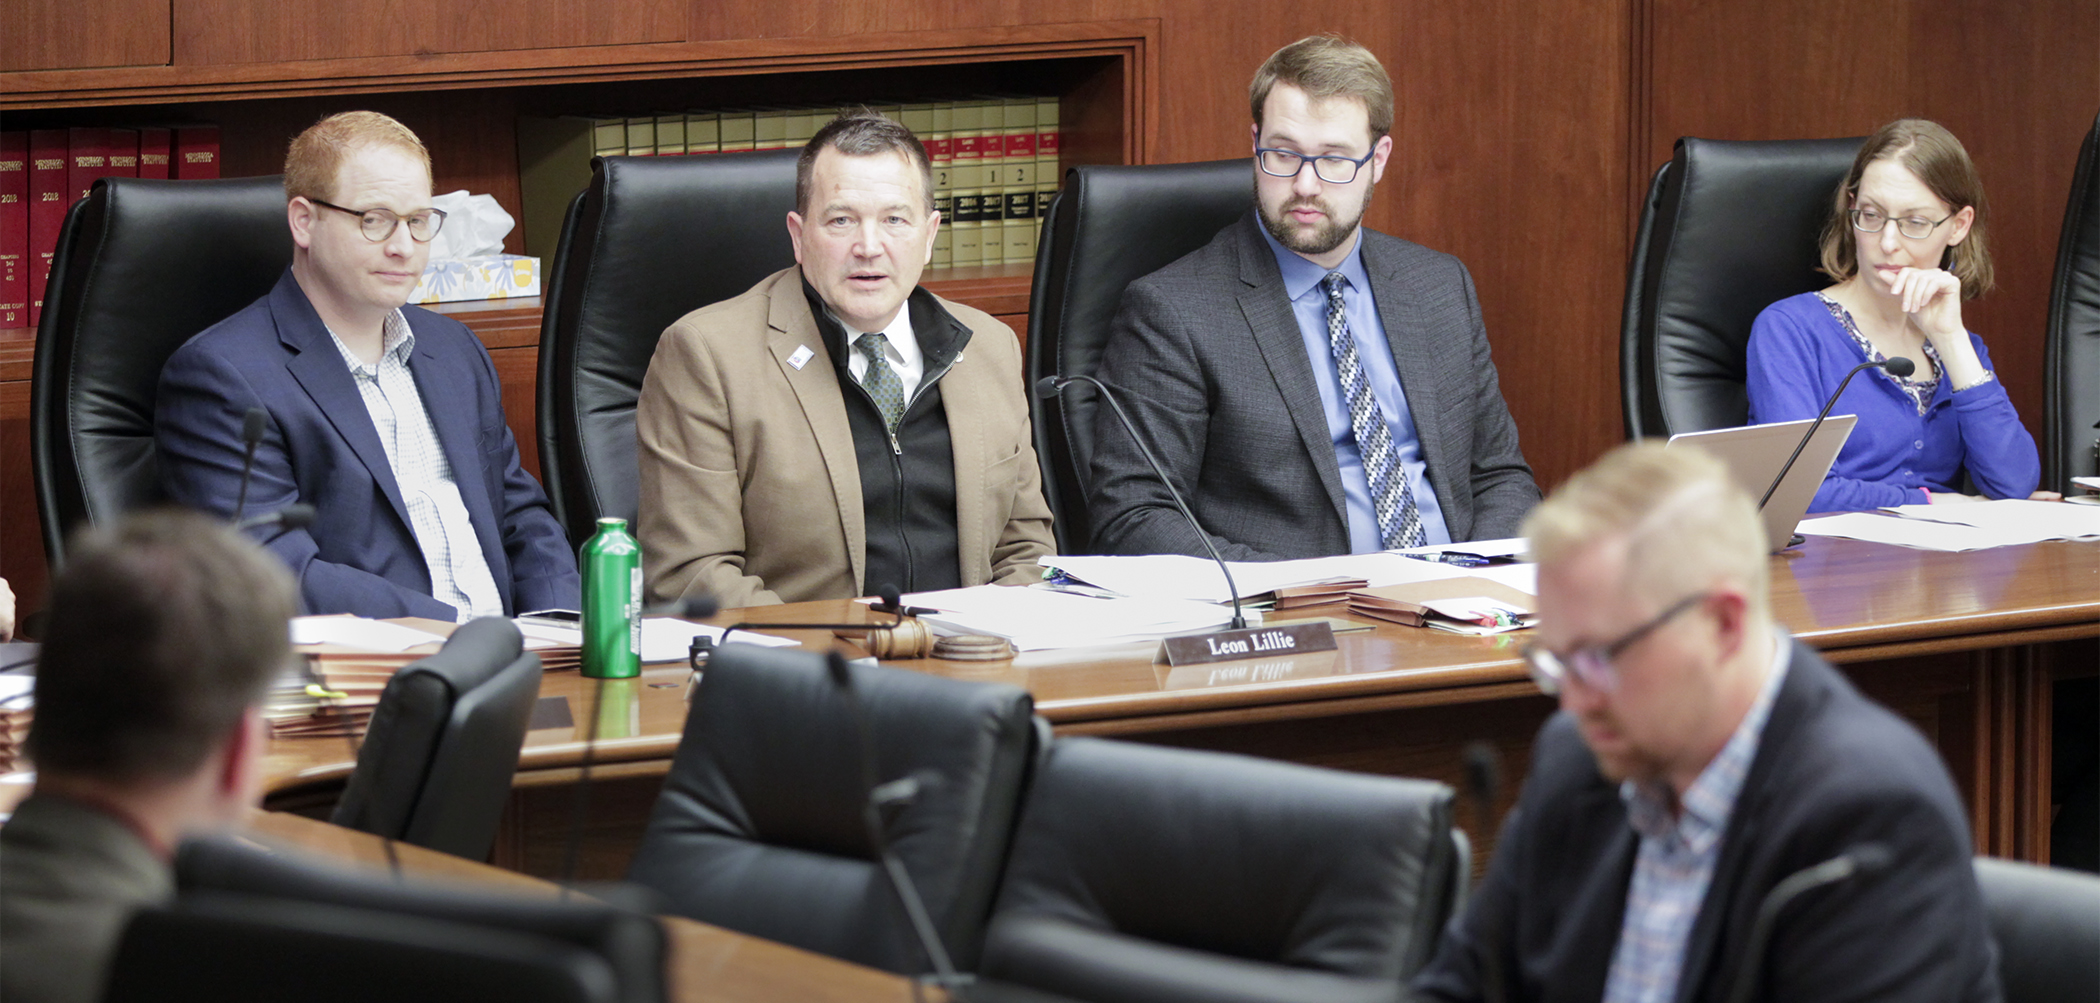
left=1249, top=34, right=1395, bottom=140
left=26, top=509, right=296, bottom=784
left=282, top=110, right=431, bottom=204
left=1524, top=442, right=1769, bottom=620
left=1820, top=117, right=1994, bottom=300
left=796, top=110, right=935, bottom=216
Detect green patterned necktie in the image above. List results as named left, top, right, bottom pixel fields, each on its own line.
left=855, top=332, right=907, bottom=433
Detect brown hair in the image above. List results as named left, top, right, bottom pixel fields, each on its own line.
left=1524, top=442, right=1769, bottom=620
left=1819, top=118, right=1994, bottom=300
left=283, top=110, right=431, bottom=204
left=1250, top=35, right=1395, bottom=140
left=27, top=510, right=296, bottom=782
left=796, top=110, right=935, bottom=216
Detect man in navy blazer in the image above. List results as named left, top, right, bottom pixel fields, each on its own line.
left=156, top=112, right=577, bottom=620
left=1412, top=443, right=1998, bottom=1003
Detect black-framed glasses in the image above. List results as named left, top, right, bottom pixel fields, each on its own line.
left=309, top=198, right=448, bottom=243
left=1848, top=206, right=1953, bottom=240
left=1521, top=592, right=1711, bottom=695
left=1255, top=147, right=1376, bottom=184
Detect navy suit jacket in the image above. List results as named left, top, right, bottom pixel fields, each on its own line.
left=1412, top=639, right=2000, bottom=1003
left=156, top=270, right=579, bottom=619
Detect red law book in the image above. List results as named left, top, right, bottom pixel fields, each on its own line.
left=66, top=126, right=113, bottom=205
left=28, top=129, right=68, bottom=330
left=0, top=132, right=27, bottom=328
left=106, top=128, right=140, bottom=178
left=174, top=125, right=220, bottom=179
left=136, top=127, right=172, bottom=179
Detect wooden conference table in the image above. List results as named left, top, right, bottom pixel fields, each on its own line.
left=262, top=534, right=2100, bottom=879
left=243, top=809, right=928, bottom=1003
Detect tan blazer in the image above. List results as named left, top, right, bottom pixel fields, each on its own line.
left=637, top=266, right=1055, bottom=608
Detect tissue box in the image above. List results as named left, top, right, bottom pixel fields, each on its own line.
left=412, top=254, right=541, bottom=305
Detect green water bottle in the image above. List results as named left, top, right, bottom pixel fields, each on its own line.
left=581, top=516, right=641, bottom=679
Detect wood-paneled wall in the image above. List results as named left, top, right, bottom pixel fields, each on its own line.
left=5, top=0, right=2096, bottom=617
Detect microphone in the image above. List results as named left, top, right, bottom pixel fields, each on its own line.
left=1757, top=358, right=1914, bottom=513
left=234, top=502, right=315, bottom=539
left=642, top=595, right=719, bottom=620
left=1460, top=741, right=1507, bottom=1003
left=1722, top=843, right=1894, bottom=1003
left=232, top=407, right=267, bottom=524
left=1037, top=375, right=1245, bottom=629
left=824, top=651, right=969, bottom=994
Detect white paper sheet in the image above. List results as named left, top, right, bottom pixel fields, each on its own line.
left=1039, top=551, right=1486, bottom=603
left=290, top=616, right=449, bottom=652
left=641, top=618, right=796, bottom=663
left=903, top=585, right=1237, bottom=651
left=1795, top=512, right=2035, bottom=552
left=1880, top=499, right=2100, bottom=542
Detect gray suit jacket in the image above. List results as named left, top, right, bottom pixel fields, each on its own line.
left=1088, top=212, right=1539, bottom=560
left=0, top=793, right=173, bottom=1003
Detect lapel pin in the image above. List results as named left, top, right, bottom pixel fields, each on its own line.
left=786, top=344, right=815, bottom=370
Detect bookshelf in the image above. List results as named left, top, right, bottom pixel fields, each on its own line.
left=0, top=17, right=1160, bottom=616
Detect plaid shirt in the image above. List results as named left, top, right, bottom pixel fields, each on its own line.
left=1601, top=631, right=1792, bottom=1003
left=327, top=312, right=504, bottom=622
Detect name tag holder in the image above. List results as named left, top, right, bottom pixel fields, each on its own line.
left=1158, top=621, right=1338, bottom=666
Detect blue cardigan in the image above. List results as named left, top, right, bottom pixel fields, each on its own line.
left=1745, top=292, right=2039, bottom=513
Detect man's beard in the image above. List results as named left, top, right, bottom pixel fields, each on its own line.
left=1258, top=178, right=1373, bottom=258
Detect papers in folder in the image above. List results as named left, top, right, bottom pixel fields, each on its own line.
left=1798, top=499, right=2100, bottom=552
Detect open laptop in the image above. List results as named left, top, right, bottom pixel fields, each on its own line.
left=1667, top=416, right=1857, bottom=552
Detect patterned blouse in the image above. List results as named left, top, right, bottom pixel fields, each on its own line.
left=1813, top=292, right=1943, bottom=416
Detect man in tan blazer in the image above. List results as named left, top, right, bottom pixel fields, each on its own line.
left=637, top=112, right=1054, bottom=608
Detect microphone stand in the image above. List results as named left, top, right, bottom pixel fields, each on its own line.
left=1757, top=358, right=1912, bottom=511
left=824, top=651, right=968, bottom=1000
left=1723, top=844, right=1892, bottom=1003
left=1038, top=376, right=1245, bottom=629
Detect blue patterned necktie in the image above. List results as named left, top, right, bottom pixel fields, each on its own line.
left=1323, top=271, right=1424, bottom=550
left=855, top=332, right=907, bottom=433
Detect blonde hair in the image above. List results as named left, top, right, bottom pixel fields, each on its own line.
left=1818, top=118, right=1994, bottom=300
left=283, top=111, right=430, bottom=204
left=1524, top=442, right=1768, bottom=618
left=1250, top=35, right=1395, bottom=140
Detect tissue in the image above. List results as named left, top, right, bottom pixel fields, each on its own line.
left=412, top=190, right=541, bottom=304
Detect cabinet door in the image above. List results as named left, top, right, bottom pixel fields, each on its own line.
left=0, top=0, right=171, bottom=72
left=172, top=0, right=683, bottom=66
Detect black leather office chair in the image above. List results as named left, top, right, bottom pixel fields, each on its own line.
left=30, top=174, right=291, bottom=566
left=1972, top=857, right=2100, bottom=1003
left=103, top=836, right=666, bottom=1003
left=536, top=150, right=800, bottom=547
left=979, top=737, right=1461, bottom=1003
left=331, top=617, right=542, bottom=862
left=1621, top=137, right=1861, bottom=439
left=2045, top=109, right=2100, bottom=493
left=1026, top=159, right=1251, bottom=553
left=625, top=642, right=1039, bottom=975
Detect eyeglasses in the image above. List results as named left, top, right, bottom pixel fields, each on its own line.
left=1522, top=592, right=1710, bottom=695
left=309, top=198, right=448, bottom=243
left=1848, top=206, right=1953, bottom=240
left=1255, top=147, right=1376, bottom=185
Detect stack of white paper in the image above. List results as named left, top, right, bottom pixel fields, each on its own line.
left=1799, top=499, right=2100, bottom=552
left=901, top=585, right=1237, bottom=651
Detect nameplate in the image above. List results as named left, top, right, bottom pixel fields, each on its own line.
left=1158, top=621, right=1337, bottom=667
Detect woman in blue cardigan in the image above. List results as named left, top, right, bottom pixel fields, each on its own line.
left=1747, top=119, right=2048, bottom=513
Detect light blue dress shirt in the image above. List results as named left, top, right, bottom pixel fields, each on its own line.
left=1260, top=224, right=1450, bottom=551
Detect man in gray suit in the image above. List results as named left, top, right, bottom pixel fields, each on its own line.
left=1, top=511, right=296, bottom=1003
left=1089, top=35, right=1539, bottom=560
